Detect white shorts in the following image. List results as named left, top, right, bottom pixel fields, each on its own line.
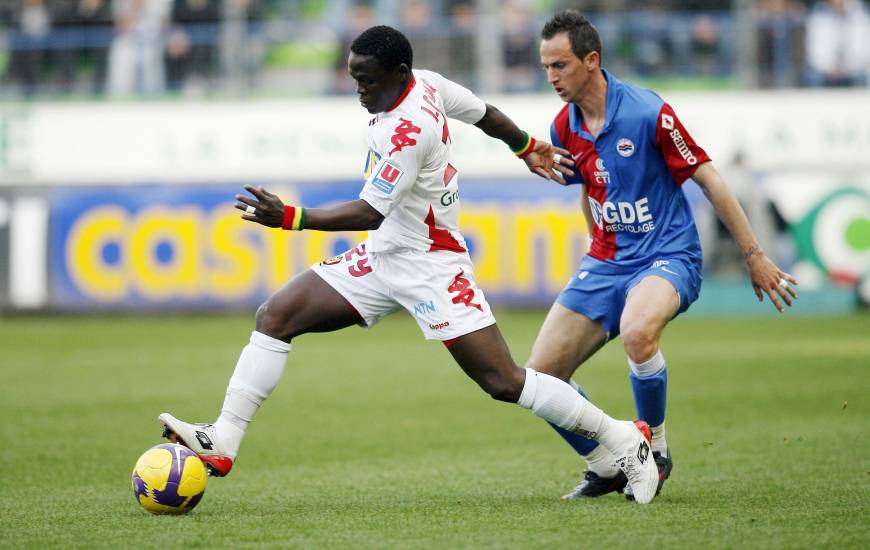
left=310, top=241, right=496, bottom=341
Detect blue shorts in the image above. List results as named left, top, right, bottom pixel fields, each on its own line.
left=556, top=255, right=702, bottom=341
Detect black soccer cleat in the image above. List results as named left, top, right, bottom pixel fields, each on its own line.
left=625, top=449, right=672, bottom=501
left=561, top=470, right=629, bottom=500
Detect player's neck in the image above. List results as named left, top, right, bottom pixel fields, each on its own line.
left=575, top=70, right=607, bottom=135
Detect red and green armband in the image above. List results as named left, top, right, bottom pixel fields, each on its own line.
left=511, top=131, right=536, bottom=159
left=282, top=206, right=306, bottom=231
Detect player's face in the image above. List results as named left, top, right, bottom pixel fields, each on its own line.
left=348, top=53, right=410, bottom=114
left=540, top=32, right=597, bottom=104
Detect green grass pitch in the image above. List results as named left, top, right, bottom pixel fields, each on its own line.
left=1, top=310, right=868, bottom=548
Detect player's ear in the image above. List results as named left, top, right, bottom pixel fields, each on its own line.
left=397, top=63, right=411, bottom=82
left=584, top=51, right=600, bottom=71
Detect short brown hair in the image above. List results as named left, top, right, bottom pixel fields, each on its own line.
left=541, top=10, right=602, bottom=63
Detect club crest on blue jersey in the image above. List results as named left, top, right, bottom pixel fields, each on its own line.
left=370, top=161, right=404, bottom=194
left=616, top=138, right=635, bottom=157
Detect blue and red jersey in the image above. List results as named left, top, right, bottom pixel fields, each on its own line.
left=550, top=70, right=710, bottom=269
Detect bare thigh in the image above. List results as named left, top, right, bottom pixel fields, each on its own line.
left=524, top=303, right=607, bottom=381
left=254, top=269, right=363, bottom=343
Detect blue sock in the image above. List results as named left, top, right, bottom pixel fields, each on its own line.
left=548, top=385, right=600, bottom=456
left=629, top=363, right=667, bottom=428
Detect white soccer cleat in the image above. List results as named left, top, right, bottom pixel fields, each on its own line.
left=159, top=413, right=235, bottom=477
left=612, top=420, right=659, bottom=505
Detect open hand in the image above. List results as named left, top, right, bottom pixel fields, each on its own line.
left=234, top=185, right=285, bottom=228
left=523, top=140, right=575, bottom=185
left=747, top=250, right=798, bottom=312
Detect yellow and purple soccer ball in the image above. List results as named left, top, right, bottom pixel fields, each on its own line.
left=131, top=443, right=207, bottom=515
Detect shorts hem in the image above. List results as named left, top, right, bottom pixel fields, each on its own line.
left=310, top=264, right=375, bottom=329
left=625, top=273, right=682, bottom=313
left=422, top=318, right=497, bottom=341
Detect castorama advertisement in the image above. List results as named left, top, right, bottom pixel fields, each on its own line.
left=0, top=91, right=868, bottom=310
left=44, top=181, right=589, bottom=310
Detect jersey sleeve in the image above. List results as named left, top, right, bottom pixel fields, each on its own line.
left=422, top=70, right=486, bottom=125
left=654, top=103, right=711, bottom=185
left=359, top=118, right=429, bottom=217
left=550, top=122, right=583, bottom=185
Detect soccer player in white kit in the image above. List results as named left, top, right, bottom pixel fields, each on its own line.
left=159, top=25, right=663, bottom=504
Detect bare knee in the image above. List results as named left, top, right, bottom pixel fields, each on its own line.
left=479, top=367, right=526, bottom=403
left=525, top=358, right=573, bottom=382
left=621, top=321, right=658, bottom=364
left=254, top=299, right=295, bottom=341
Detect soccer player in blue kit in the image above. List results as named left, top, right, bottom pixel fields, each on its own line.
left=529, top=11, right=800, bottom=500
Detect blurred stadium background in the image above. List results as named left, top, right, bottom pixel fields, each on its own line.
left=0, top=0, right=868, bottom=313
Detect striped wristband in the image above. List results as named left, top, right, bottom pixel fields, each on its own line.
left=282, top=205, right=306, bottom=230
left=511, top=132, right=536, bottom=159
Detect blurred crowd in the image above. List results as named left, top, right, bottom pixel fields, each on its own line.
left=0, top=0, right=868, bottom=98
left=0, top=0, right=265, bottom=97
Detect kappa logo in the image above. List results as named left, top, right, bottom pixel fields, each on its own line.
left=371, top=161, right=404, bottom=194
left=617, top=138, right=635, bottom=157
left=195, top=431, right=214, bottom=450
left=448, top=270, right=483, bottom=312
left=661, top=113, right=674, bottom=130
left=389, top=118, right=421, bottom=154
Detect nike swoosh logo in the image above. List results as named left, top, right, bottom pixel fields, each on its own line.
left=661, top=266, right=679, bottom=276
left=572, top=152, right=584, bottom=161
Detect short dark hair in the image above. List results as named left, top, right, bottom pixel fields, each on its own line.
left=541, top=10, right=602, bottom=63
left=350, top=25, right=413, bottom=70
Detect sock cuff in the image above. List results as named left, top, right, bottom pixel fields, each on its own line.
left=517, top=368, right=538, bottom=409
left=225, top=386, right=264, bottom=404
left=628, top=349, right=665, bottom=377
left=250, top=331, right=292, bottom=353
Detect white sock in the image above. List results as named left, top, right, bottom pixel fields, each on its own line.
left=585, top=444, right=620, bottom=477
left=651, top=422, right=667, bottom=455
left=517, top=368, right=633, bottom=453
left=214, top=331, right=291, bottom=457
left=628, top=349, right=665, bottom=377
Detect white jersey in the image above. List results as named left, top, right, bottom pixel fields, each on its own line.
left=359, top=69, right=486, bottom=254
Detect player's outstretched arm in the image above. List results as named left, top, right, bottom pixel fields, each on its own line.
left=473, top=104, right=574, bottom=184
left=692, top=162, right=798, bottom=312
left=235, top=185, right=384, bottom=232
